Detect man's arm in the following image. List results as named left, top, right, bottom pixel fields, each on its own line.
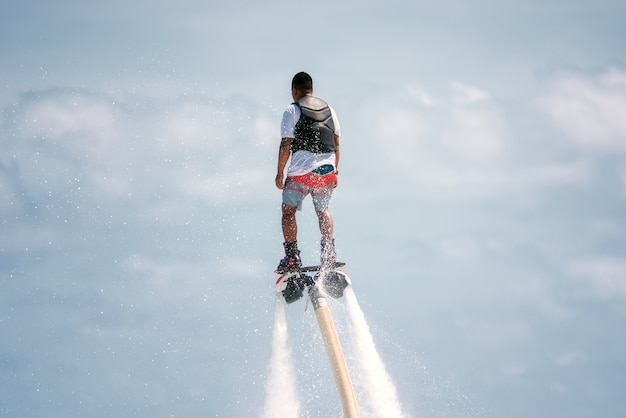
left=333, top=134, right=340, bottom=188
left=275, top=137, right=292, bottom=189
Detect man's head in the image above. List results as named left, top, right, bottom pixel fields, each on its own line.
left=291, top=72, right=313, bottom=100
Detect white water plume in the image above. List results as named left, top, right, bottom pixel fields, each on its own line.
left=345, top=287, right=407, bottom=418
left=261, top=296, right=300, bottom=418
left=262, top=284, right=407, bottom=417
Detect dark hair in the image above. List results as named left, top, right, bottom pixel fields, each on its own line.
left=292, top=72, right=313, bottom=92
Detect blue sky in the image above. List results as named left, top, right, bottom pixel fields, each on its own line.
left=2, top=0, right=626, bottom=417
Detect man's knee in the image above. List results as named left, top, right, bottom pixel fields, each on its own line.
left=282, top=204, right=297, bottom=217
left=315, top=209, right=331, bottom=219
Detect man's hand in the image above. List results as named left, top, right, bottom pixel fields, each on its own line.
left=275, top=173, right=284, bottom=189
left=276, top=137, right=292, bottom=190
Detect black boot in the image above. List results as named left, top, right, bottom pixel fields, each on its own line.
left=277, top=241, right=302, bottom=272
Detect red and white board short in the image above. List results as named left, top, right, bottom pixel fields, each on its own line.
left=283, top=168, right=337, bottom=211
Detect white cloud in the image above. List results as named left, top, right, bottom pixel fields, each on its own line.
left=555, top=350, right=587, bottom=367
left=440, top=102, right=509, bottom=163
left=9, top=89, right=274, bottom=208
left=19, top=93, right=125, bottom=164
left=441, top=82, right=509, bottom=163
left=405, top=85, right=437, bottom=107
left=509, top=275, right=574, bottom=320
left=360, top=81, right=592, bottom=199
left=457, top=318, right=532, bottom=347
left=158, top=102, right=227, bottom=150
left=537, top=69, right=626, bottom=152
left=433, top=235, right=481, bottom=261
left=500, top=362, right=528, bottom=378
left=254, top=114, right=278, bottom=147
left=409, top=159, right=588, bottom=195
left=372, top=82, right=508, bottom=168
left=373, top=107, right=429, bottom=169
left=450, top=81, right=490, bottom=104
left=520, top=160, right=590, bottom=187
left=567, top=257, right=626, bottom=298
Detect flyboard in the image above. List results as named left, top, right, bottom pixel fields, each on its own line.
left=275, top=262, right=360, bottom=418
left=275, top=262, right=350, bottom=303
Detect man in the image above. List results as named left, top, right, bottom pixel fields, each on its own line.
left=275, top=72, right=341, bottom=272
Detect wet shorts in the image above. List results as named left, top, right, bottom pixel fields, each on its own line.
left=283, top=165, right=337, bottom=212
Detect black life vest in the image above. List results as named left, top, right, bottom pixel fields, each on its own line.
left=291, top=96, right=336, bottom=153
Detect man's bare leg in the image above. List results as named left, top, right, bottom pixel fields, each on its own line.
left=316, top=209, right=334, bottom=238
left=277, top=203, right=301, bottom=270
left=317, top=209, right=336, bottom=267
left=282, top=203, right=298, bottom=242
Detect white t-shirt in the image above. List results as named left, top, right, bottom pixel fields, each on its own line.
left=281, top=102, right=341, bottom=177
